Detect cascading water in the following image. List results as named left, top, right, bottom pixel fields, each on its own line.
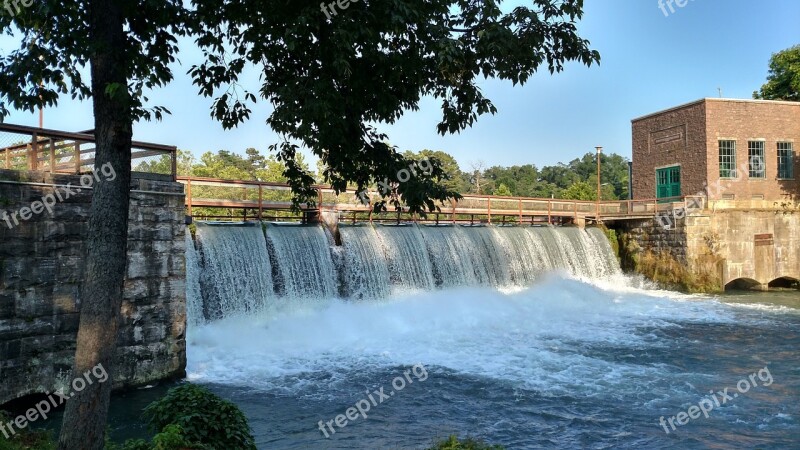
left=264, top=224, right=338, bottom=301
left=186, top=222, right=622, bottom=321
left=338, top=225, right=392, bottom=299
left=184, top=232, right=203, bottom=326
left=373, top=224, right=435, bottom=293
left=194, top=223, right=274, bottom=321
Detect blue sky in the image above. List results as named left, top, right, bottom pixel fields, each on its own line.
left=2, top=0, right=799, bottom=170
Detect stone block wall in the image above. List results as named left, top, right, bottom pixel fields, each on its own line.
left=0, top=169, right=187, bottom=405
left=611, top=209, right=800, bottom=291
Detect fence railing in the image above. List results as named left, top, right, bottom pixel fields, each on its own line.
left=177, top=176, right=705, bottom=224
left=0, top=123, right=177, bottom=181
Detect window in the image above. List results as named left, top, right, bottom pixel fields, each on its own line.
left=719, top=140, right=737, bottom=178
left=748, top=141, right=765, bottom=179
left=778, top=142, right=794, bottom=179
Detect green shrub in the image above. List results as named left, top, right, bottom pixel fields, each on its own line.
left=142, top=384, right=255, bottom=450
left=427, top=435, right=505, bottom=450
left=0, top=412, right=55, bottom=450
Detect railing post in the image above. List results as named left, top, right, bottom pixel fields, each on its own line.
left=4, top=146, right=9, bottom=169
left=487, top=197, right=492, bottom=224
left=30, top=131, right=38, bottom=170
left=171, top=148, right=177, bottom=181
left=547, top=200, right=551, bottom=224
left=74, top=142, right=81, bottom=173
left=574, top=201, right=578, bottom=223
left=49, top=139, right=56, bottom=173
left=318, top=188, right=323, bottom=219
left=451, top=198, right=456, bottom=224
left=186, top=179, right=193, bottom=218
left=518, top=199, right=522, bottom=224
left=258, top=184, right=263, bottom=220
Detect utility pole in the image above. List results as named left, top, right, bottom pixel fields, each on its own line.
left=595, top=146, right=602, bottom=222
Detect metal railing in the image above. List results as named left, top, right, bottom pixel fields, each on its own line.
left=178, top=176, right=707, bottom=224
left=0, top=123, right=177, bottom=181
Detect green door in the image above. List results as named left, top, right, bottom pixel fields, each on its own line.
left=656, top=166, right=681, bottom=199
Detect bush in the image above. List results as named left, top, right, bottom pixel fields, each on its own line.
left=427, top=435, right=505, bottom=450
left=0, top=412, right=55, bottom=450
left=141, top=384, right=256, bottom=450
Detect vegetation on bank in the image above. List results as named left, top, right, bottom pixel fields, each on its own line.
left=616, top=230, right=724, bottom=294
left=2, top=386, right=509, bottom=450
left=427, top=436, right=505, bottom=450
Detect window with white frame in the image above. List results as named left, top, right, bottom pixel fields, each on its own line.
left=719, top=140, right=737, bottom=178
left=748, top=141, right=765, bottom=179
left=778, top=142, right=794, bottom=179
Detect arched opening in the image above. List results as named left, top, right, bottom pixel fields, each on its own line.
left=768, top=277, right=800, bottom=290
left=724, top=278, right=763, bottom=291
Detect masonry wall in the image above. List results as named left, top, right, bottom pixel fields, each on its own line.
left=705, top=99, right=800, bottom=201
left=0, top=169, right=187, bottom=405
left=631, top=100, right=708, bottom=200
left=687, top=210, right=800, bottom=287
left=612, top=209, right=800, bottom=291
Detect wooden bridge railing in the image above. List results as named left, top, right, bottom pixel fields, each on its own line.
left=0, top=123, right=177, bottom=181
left=177, top=176, right=706, bottom=224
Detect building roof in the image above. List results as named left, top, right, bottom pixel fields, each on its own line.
left=631, top=98, right=800, bottom=123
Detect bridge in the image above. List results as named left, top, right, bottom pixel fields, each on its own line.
left=0, top=122, right=699, bottom=226
left=177, top=176, right=699, bottom=226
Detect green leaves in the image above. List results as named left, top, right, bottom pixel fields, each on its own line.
left=753, top=45, right=800, bottom=102
left=189, top=0, right=599, bottom=214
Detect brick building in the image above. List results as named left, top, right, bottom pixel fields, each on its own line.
left=631, top=98, right=800, bottom=202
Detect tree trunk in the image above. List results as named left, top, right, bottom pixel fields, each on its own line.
left=57, top=0, right=131, bottom=448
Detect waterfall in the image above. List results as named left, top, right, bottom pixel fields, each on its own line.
left=373, top=225, right=435, bottom=293
left=264, top=224, right=338, bottom=301
left=194, top=223, right=274, bottom=321
left=188, top=222, right=621, bottom=320
left=185, top=232, right=203, bottom=325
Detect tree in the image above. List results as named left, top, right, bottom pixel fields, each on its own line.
left=493, top=183, right=513, bottom=197
left=753, top=45, right=800, bottom=101
left=561, top=180, right=595, bottom=200
left=190, top=0, right=600, bottom=212
left=0, top=2, right=185, bottom=449
left=0, top=1, right=599, bottom=447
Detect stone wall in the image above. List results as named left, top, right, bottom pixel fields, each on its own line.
left=611, top=208, right=800, bottom=291
left=0, top=169, right=187, bottom=406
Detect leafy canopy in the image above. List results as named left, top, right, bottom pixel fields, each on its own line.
left=189, top=0, right=599, bottom=213
left=753, top=44, right=800, bottom=102
left=0, top=0, right=599, bottom=214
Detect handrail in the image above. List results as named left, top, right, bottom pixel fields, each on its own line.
left=177, top=175, right=708, bottom=224
left=0, top=123, right=177, bottom=180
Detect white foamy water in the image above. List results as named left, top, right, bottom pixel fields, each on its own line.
left=186, top=275, right=736, bottom=396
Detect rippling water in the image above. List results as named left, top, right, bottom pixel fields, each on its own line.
left=180, top=275, right=800, bottom=449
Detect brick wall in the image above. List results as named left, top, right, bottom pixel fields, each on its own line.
left=705, top=99, right=800, bottom=201
left=632, top=99, right=800, bottom=201
left=631, top=100, right=708, bottom=200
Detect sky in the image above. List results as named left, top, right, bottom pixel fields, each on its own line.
left=2, top=0, right=799, bottom=170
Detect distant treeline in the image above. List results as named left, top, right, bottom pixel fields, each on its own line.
left=137, top=148, right=630, bottom=201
